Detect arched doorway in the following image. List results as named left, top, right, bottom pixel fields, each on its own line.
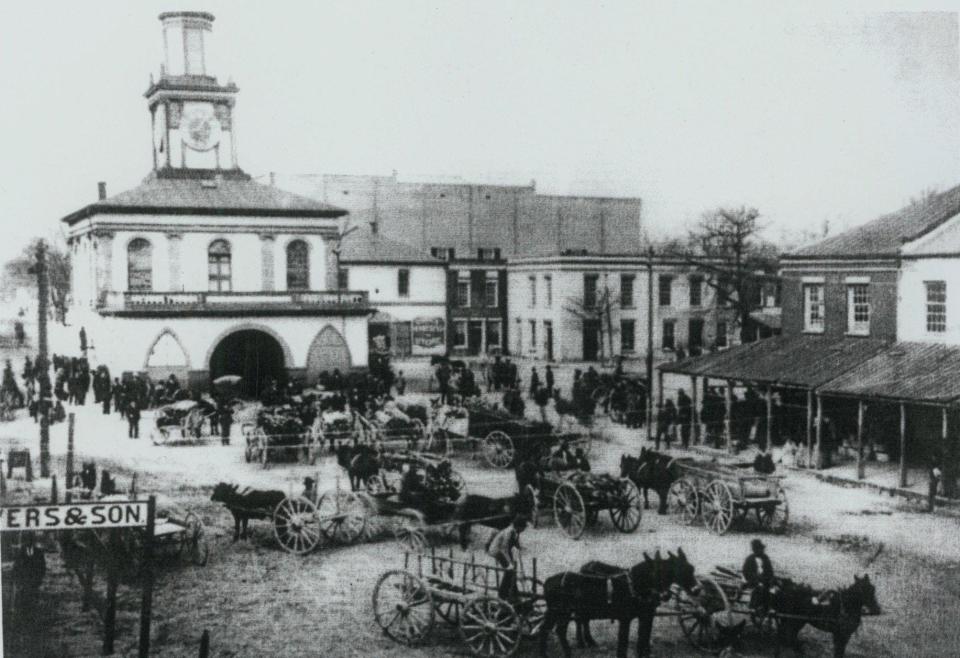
left=306, top=326, right=351, bottom=384
left=209, top=329, right=286, bottom=397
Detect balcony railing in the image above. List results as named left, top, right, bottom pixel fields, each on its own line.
left=97, top=290, right=370, bottom=315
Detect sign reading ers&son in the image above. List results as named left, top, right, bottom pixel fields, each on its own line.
left=0, top=500, right=150, bottom=531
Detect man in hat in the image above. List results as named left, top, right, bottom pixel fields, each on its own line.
left=302, top=477, right=317, bottom=502
left=742, top=538, right=775, bottom=611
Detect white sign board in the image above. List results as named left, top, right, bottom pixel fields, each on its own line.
left=0, top=501, right=150, bottom=532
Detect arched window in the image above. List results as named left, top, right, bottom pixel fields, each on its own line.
left=286, top=240, right=309, bottom=290
left=208, top=240, right=232, bottom=291
left=127, top=238, right=152, bottom=291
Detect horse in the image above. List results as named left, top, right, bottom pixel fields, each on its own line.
left=210, top=482, right=286, bottom=541
left=539, top=548, right=698, bottom=658
left=335, top=442, right=381, bottom=491
left=450, top=492, right=534, bottom=549
left=620, top=449, right=677, bottom=514
left=771, top=574, right=881, bottom=658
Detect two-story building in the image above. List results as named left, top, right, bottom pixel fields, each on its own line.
left=63, top=12, right=371, bottom=395
left=507, top=254, right=736, bottom=362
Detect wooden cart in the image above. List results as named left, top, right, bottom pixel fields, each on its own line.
left=667, top=461, right=789, bottom=535
left=523, top=470, right=642, bottom=540
left=372, top=550, right=546, bottom=657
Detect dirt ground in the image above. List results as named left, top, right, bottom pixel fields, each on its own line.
left=2, top=401, right=960, bottom=658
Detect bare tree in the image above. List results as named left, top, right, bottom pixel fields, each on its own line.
left=565, top=282, right=619, bottom=362
left=2, top=238, right=71, bottom=324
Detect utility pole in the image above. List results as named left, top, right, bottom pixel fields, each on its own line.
left=645, top=245, right=655, bottom=444
left=36, top=241, right=51, bottom=477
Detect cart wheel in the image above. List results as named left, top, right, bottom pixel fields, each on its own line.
left=436, top=599, right=461, bottom=626
left=668, top=479, right=700, bottom=525
left=702, top=481, right=735, bottom=535
left=181, top=512, right=209, bottom=566
left=459, top=597, right=521, bottom=657
left=372, top=570, right=435, bottom=645
left=483, top=431, right=514, bottom=469
left=272, top=496, right=322, bottom=555
left=757, top=487, right=789, bottom=533
left=317, top=491, right=367, bottom=544
left=553, top=482, right=586, bottom=539
left=394, top=517, right=428, bottom=553
left=676, top=576, right=732, bottom=650
left=521, top=485, right=539, bottom=528
left=609, top=478, right=643, bottom=533
left=365, top=474, right=388, bottom=493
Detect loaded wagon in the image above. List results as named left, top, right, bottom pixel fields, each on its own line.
left=245, top=406, right=321, bottom=468
left=150, top=399, right=216, bottom=445
left=372, top=550, right=545, bottom=657
left=667, top=461, right=788, bottom=535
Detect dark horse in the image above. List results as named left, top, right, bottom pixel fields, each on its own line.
left=450, top=492, right=534, bottom=549
left=772, top=574, right=881, bottom=658
left=211, top=482, right=285, bottom=541
left=540, top=548, right=698, bottom=658
left=336, top=442, right=381, bottom=491
left=620, top=449, right=678, bottom=514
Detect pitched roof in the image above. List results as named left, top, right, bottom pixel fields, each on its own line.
left=819, top=342, right=960, bottom=404
left=339, top=227, right=444, bottom=265
left=785, top=182, right=960, bottom=259
left=659, top=334, right=890, bottom=388
left=61, top=169, right=347, bottom=225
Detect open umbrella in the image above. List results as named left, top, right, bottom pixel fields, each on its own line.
left=213, top=375, right=242, bottom=387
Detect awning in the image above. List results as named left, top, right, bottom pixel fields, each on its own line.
left=750, top=308, right=782, bottom=331
left=369, top=311, right=397, bottom=324
left=819, top=342, right=960, bottom=404
left=659, top=334, right=891, bottom=388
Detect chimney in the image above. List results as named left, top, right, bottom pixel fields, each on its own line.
left=97, top=182, right=107, bottom=200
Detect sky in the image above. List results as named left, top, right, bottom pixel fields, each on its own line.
left=1, top=1, right=959, bottom=265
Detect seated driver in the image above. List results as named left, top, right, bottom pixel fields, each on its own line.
left=399, top=463, right=427, bottom=507
left=743, top=538, right=776, bottom=611
left=550, top=440, right=576, bottom=470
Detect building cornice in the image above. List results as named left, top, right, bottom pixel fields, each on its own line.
left=67, top=221, right=339, bottom=238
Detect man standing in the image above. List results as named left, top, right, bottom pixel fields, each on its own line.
left=742, top=539, right=775, bottom=611
left=486, top=515, right=528, bottom=601
left=218, top=402, right=233, bottom=445
left=677, top=388, right=692, bottom=449
left=545, top=365, right=555, bottom=398
left=13, top=532, right=46, bottom=623
left=127, top=398, right=140, bottom=439
left=529, top=367, right=540, bottom=398
left=436, top=362, right=451, bottom=404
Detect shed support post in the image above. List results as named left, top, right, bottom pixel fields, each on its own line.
left=651, top=369, right=663, bottom=444
left=805, top=390, right=813, bottom=469
left=856, top=400, right=865, bottom=479
left=691, top=376, right=700, bottom=445
left=765, top=387, right=773, bottom=451
left=899, top=402, right=908, bottom=488
left=814, top=393, right=823, bottom=470
left=724, top=380, right=733, bottom=454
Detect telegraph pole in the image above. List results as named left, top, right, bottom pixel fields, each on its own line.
left=36, top=241, right=51, bottom=477
left=645, top=245, right=654, bottom=444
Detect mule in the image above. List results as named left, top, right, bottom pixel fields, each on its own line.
left=620, top=449, right=676, bottom=514
left=335, top=442, right=380, bottom=491
left=539, top=548, right=698, bottom=658
left=210, top=482, right=285, bottom=541
left=772, top=574, right=881, bottom=658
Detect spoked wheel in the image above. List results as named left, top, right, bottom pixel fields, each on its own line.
left=394, top=517, right=428, bottom=552
left=553, top=482, right=586, bottom=539
left=317, top=491, right=367, bottom=544
left=702, top=481, right=735, bottom=535
left=180, top=512, right=209, bottom=566
left=521, top=485, right=539, bottom=528
left=365, top=473, right=388, bottom=494
left=272, top=496, right=322, bottom=555
left=459, top=596, right=521, bottom=657
left=676, top=576, right=732, bottom=650
left=757, top=487, right=789, bottom=533
left=483, top=431, right=515, bottom=469
left=668, top=479, right=700, bottom=525
left=372, top=570, right=435, bottom=645
left=609, top=477, right=643, bottom=533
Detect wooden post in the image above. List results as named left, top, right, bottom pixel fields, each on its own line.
left=814, top=394, right=823, bottom=470
left=899, top=403, right=907, bottom=488
left=765, top=387, right=772, bottom=450
left=805, top=390, right=813, bottom=469
left=104, top=529, right=120, bottom=655
left=138, top=495, right=157, bottom=658
left=36, top=241, right=51, bottom=478
left=724, top=381, right=733, bottom=454
left=650, top=369, right=662, bottom=444
left=856, top=401, right=865, bottom=480
left=66, top=413, right=75, bottom=490
left=0, top=457, right=5, bottom=499
left=691, top=376, right=700, bottom=444
left=50, top=474, right=58, bottom=504
left=199, top=630, right=210, bottom=658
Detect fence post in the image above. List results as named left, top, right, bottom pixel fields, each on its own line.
left=67, top=413, right=76, bottom=489
left=199, top=629, right=210, bottom=658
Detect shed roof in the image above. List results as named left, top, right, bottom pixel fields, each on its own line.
left=659, top=334, right=890, bottom=388
left=784, top=182, right=960, bottom=259
left=819, top=342, right=960, bottom=404
left=62, top=169, right=347, bottom=225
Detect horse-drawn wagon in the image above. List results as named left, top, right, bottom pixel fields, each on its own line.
left=150, top=398, right=217, bottom=445
left=522, top=469, right=642, bottom=540
left=244, top=406, right=321, bottom=468
left=372, top=550, right=545, bottom=657
left=667, top=460, right=788, bottom=535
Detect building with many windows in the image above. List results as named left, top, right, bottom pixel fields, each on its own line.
left=63, top=12, right=371, bottom=395
left=445, top=254, right=507, bottom=357
left=507, top=254, right=735, bottom=362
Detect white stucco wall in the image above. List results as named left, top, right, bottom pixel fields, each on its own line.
left=898, top=257, right=960, bottom=343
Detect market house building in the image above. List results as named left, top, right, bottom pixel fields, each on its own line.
left=62, top=12, right=371, bottom=396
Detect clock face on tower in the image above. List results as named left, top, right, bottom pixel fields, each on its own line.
left=180, top=102, right=222, bottom=152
